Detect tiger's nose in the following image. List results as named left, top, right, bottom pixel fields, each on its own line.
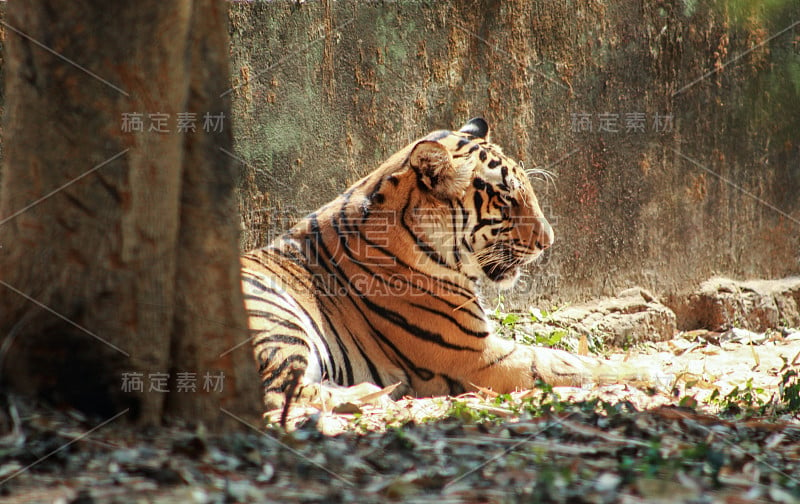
left=535, top=219, right=554, bottom=251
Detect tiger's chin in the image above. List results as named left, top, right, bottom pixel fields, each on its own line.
left=481, top=263, right=523, bottom=290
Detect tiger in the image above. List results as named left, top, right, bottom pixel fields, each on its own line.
left=242, top=118, right=661, bottom=412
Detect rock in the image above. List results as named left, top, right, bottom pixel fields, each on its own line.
left=531, top=287, right=676, bottom=346
left=666, top=277, right=800, bottom=332
left=720, top=328, right=767, bottom=345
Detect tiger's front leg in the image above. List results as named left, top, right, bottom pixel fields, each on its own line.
left=467, top=336, right=670, bottom=393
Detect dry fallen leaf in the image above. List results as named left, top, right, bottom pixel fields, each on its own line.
left=578, top=334, right=589, bottom=356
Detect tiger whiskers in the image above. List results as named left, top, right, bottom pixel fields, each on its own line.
left=474, top=243, right=515, bottom=269
left=522, top=164, right=556, bottom=188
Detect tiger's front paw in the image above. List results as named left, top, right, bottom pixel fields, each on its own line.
left=598, top=363, right=675, bottom=392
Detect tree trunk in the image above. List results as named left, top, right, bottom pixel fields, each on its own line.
left=0, top=0, right=259, bottom=429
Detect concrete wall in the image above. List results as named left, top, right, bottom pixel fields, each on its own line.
left=229, top=0, right=800, bottom=306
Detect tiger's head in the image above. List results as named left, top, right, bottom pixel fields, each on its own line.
left=379, top=118, right=554, bottom=289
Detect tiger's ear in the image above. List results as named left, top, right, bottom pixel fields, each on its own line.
left=409, top=140, right=472, bottom=200
left=459, top=117, right=489, bottom=140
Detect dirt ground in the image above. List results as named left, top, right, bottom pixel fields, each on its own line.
left=625, top=329, right=800, bottom=403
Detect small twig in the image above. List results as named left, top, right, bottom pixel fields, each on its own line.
left=453, top=295, right=478, bottom=312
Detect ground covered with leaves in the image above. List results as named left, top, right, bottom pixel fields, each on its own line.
left=1, top=329, right=799, bottom=503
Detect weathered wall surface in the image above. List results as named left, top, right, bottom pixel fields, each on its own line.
left=229, top=0, right=800, bottom=306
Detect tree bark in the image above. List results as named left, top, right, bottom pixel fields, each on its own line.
left=0, top=0, right=258, bottom=429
